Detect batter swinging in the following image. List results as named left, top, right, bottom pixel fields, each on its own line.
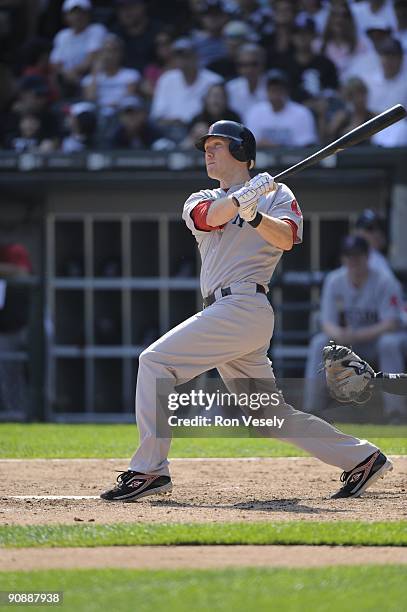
left=101, top=120, right=393, bottom=502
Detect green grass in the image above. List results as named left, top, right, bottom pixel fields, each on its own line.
left=1, top=521, right=406, bottom=548
left=0, top=567, right=406, bottom=612
left=0, top=423, right=406, bottom=458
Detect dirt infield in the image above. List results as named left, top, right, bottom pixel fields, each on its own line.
left=1, top=457, right=406, bottom=525
left=2, top=545, right=407, bottom=571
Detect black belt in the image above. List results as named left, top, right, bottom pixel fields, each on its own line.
left=203, top=284, right=266, bottom=308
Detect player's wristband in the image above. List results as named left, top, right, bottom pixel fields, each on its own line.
left=248, top=212, right=263, bottom=228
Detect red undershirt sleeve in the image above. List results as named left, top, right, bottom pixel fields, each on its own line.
left=282, top=219, right=298, bottom=244
left=190, top=200, right=225, bottom=231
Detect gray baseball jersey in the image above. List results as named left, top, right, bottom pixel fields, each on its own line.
left=182, top=182, right=303, bottom=296
left=321, top=266, right=403, bottom=328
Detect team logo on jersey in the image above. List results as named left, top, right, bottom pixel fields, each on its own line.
left=232, top=214, right=245, bottom=228
left=291, top=199, right=301, bottom=217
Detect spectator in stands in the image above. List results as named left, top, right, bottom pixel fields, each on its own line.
left=245, top=68, right=318, bottom=146
left=8, top=75, right=61, bottom=147
left=0, top=242, right=33, bottom=414
left=19, top=38, right=59, bottom=103
left=179, top=120, right=209, bottom=150
left=285, top=15, right=338, bottom=103
left=322, top=77, right=374, bottom=142
left=320, top=0, right=373, bottom=79
left=50, top=0, right=108, bottom=98
left=147, top=0, right=192, bottom=34
left=298, top=0, right=329, bottom=35
left=82, top=33, right=140, bottom=114
left=281, top=15, right=340, bottom=141
left=61, top=101, right=97, bottom=152
left=107, top=95, right=161, bottom=149
left=263, top=0, right=298, bottom=67
left=354, top=209, right=395, bottom=278
left=192, top=82, right=241, bottom=125
left=6, top=112, right=55, bottom=153
left=351, top=0, right=397, bottom=35
left=394, top=0, right=407, bottom=52
left=142, top=28, right=176, bottom=98
left=150, top=37, right=222, bottom=143
left=234, top=0, right=274, bottom=39
left=304, top=235, right=405, bottom=418
left=182, top=81, right=241, bottom=149
left=207, top=20, right=253, bottom=80
left=225, top=43, right=268, bottom=116
left=111, top=0, right=161, bottom=73
left=369, top=37, right=407, bottom=146
left=192, top=0, right=230, bottom=68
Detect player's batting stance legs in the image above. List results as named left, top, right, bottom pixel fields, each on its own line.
left=101, top=120, right=393, bottom=502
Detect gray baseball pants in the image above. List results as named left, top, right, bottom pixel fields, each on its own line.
left=129, top=292, right=378, bottom=476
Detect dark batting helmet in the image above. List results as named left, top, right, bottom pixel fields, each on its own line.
left=195, top=120, right=256, bottom=169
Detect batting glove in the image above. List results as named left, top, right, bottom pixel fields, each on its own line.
left=239, top=200, right=258, bottom=222
left=232, top=183, right=257, bottom=207
left=247, top=172, right=275, bottom=196
left=232, top=172, right=274, bottom=211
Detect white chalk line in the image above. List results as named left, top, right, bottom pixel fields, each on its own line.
left=7, top=495, right=100, bottom=500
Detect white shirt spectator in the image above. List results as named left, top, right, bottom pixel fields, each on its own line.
left=245, top=99, right=318, bottom=146
left=368, top=60, right=407, bottom=113
left=226, top=75, right=268, bottom=116
left=351, top=0, right=397, bottom=34
left=50, top=23, right=107, bottom=70
left=82, top=68, right=140, bottom=109
left=320, top=34, right=374, bottom=78
left=341, top=49, right=382, bottom=84
left=150, top=68, right=222, bottom=123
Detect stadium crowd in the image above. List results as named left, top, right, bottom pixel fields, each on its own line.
left=0, top=0, right=406, bottom=152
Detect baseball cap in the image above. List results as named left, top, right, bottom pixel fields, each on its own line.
left=172, top=37, right=195, bottom=53
left=62, top=0, right=91, bottom=12
left=223, top=20, right=252, bottom=39
left=119, top=95, right=145, bottom=111
left=266, top=68, right=289, bottom=87
left=70, top=101, right=96, bottom=116
left=355, top=209, right=382, bottom=231
left=341, top=235, right=369, bottom=256
left=0, top=243, right=32, bottom=272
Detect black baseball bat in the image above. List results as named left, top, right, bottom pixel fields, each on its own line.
left=274, top=104, right=407, bottom=181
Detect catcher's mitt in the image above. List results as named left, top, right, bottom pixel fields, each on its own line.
left=322, top=341, right=376, bottom=404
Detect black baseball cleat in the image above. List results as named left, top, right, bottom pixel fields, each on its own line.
left=331, top=450, right=393, bottom=499
left=100, top=471, right=172, bottom=502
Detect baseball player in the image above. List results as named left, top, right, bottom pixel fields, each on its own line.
left=101, top=120, right=393, bottom=502
left=304, top=235, right=406, bottom=418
